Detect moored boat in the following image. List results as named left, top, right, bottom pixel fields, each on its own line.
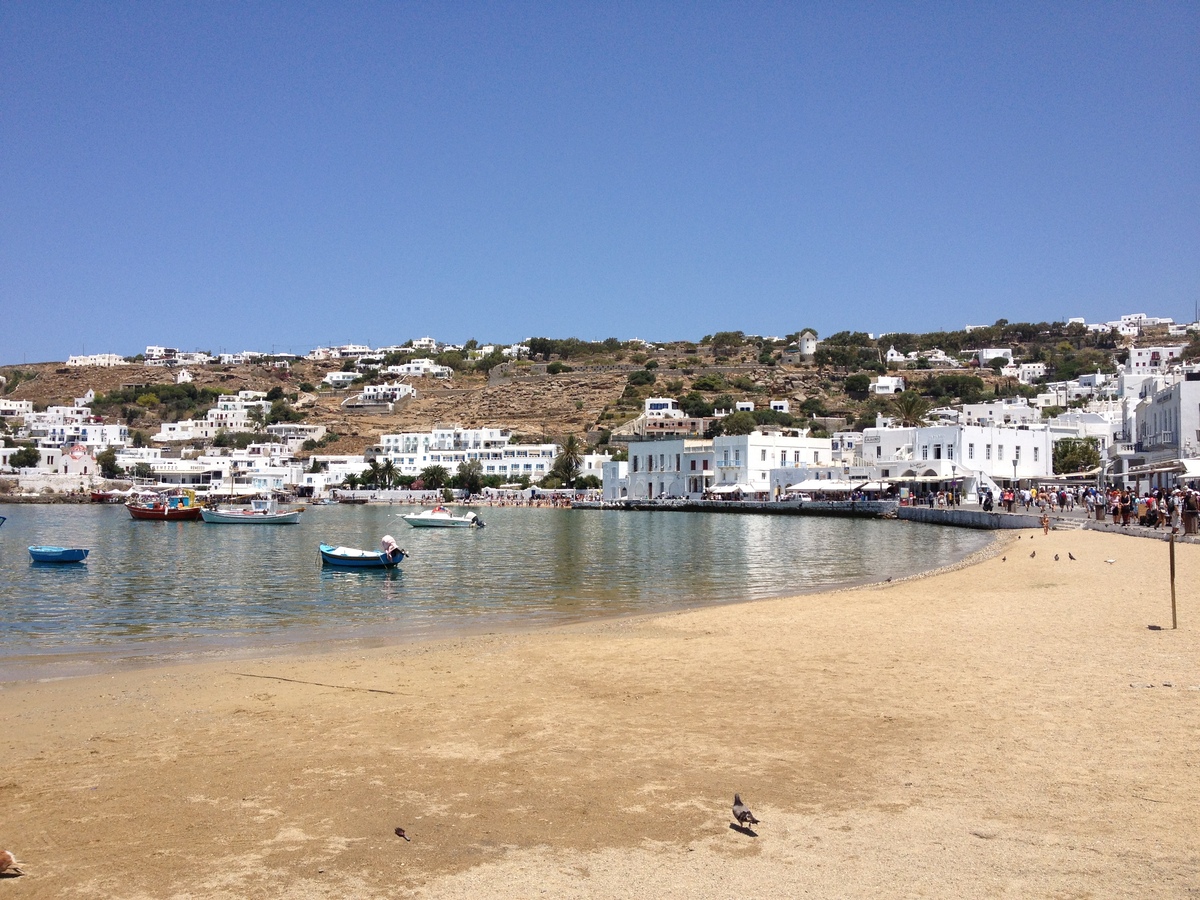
left=200, top=496, right=304, bottom=524
left=318, top=539, right=406, bottom=568
left=126, top=490, right=203, bottom=521
left=29, top=546, right=89, bottom=563
left=401, top=506, right=484, bottom=528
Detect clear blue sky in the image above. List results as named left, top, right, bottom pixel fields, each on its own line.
left=2, top=2, right=1197, bottom=364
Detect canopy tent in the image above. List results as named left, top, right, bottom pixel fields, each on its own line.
left=785, top=479, right=855, bottom=492
left=709, top=483, right=756, bottom=494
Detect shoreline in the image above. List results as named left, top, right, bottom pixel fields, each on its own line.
left=1, top=530, right=1002, bottom=686
left=4, top=526, right=1197, bottom=897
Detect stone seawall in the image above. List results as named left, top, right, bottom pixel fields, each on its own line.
left=574, top=499, right=898, bottom=518
left=896, top=507, right=1043, bottom=529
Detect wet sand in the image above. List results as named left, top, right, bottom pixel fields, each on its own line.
left=2, top=527, right=1198, bottom=898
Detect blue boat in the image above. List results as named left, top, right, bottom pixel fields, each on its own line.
left=318, top=543, right=405, bottom=569
left=0, top=514, right=6, bottom=527
left=29, top=546, right=89, bottom=563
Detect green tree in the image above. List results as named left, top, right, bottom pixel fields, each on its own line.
left=718, top=411, right=758, bottom=435
left=456, top=459, right=484, bottom=495
left=420, top=465, right=451, bottom=489
left=131, top=462, right=154, bottom=480
left=844, top=373, right=871, bottom=394
left=9, top=446, right=40, bottom=468
left=378, top=459, right=398, bottom=489
left=342, top=472, right=361, bottom=490
left=1053, top=437, right=1101, bottom=474
left=551, top=435, right=584, bottom=486
left=97, top=448, right=121, bottom=478
left=889, top=391, right=932, bottom=427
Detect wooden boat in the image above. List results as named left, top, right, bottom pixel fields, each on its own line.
left=126, top=490, right=203, bottom=521
left=318, top=543, right=406, bottom=568
left=401, top=507, right=484, bottom=528
left=29, top=546, right=89, bottom=563
left=201, top=496, right=304, bottom=524
left=91, top=490, right=123, bottom=503
left=0, top=515, right=6, bottom=528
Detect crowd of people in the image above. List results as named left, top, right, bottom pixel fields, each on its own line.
left=979, top=484, right=1200, bottom=534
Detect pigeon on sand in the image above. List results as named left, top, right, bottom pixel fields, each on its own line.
left=0, top=850, right=23, bottom=876
left=1030, top=550, right=1036, bottom=558
left=733, top=794, right=760, bottom=827
left=1068, top=553, right=1076, bottom=561
left=1054, top=554, right=1060, bottom=561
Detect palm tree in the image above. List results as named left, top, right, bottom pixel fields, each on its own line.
left=362, top=460, right=383, bottom=489
left=889, top=391, right=932, bottom=427
left=552, top=435, right=584, bottom=486
left=342, top=472, right=361, bottom=490
left=420, top=465, right=450, bottom=489
left=379, top=459, right=398, bottom=489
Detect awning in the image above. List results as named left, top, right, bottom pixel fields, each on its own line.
left=710, top=483, right=757, bottom=494
left=786, top=479, right=855, bottom=491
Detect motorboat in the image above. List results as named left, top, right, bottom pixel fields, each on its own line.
left=126, top=489, right=203, bottom=521
left=29, top=546, right=89, bottom=563
left=201, top=496, right=304, bottom=525
left=400, top=506, right=484, bottom=528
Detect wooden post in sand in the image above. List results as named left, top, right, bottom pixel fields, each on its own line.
left=1170, top=533, right=1177, bottom=630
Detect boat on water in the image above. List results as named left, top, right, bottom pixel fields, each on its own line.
left=401, top=506, right=485, bottom=528
left=200, top=496, right=304, bottom=525
left=319, top=535, right=406, bottom=568
left=0, top=515, right=6, bottom=528
left=29, top=546, right=89, bottom=563
left=126, top=489, right=203, bottom=521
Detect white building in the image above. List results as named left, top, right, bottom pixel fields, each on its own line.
left=622, top=430, right=833, bottom=499
left=975, top=348, right=1014, bottom=367
left=410, top=337, right=438, bottom=352
left=871, top=375, right=906, bottom=395
left=862, top=422, right=1054, bottom=487
left=378, top=425, right=558, bottom=481
left=384, top=358, right=452, bottom=378
left=361, top=382, right=417, bottom=403
left=961, top=398, right=1041, bottom=427
left=322, top=371, right=358, bottom=388
left=66, top=353, right=125, bottom=367
left=0, top=399, right=34, bottom=419
left=1017, top=362, right=1047, bottom=385
left=1126, top=345, right=1185, bottom=374
left=150, top=392, right=271, bottom=442
left=769, top=399, right=790, bottom=414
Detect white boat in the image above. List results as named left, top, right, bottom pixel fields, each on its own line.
left=401, top=506, right=484, bottom=528
left=201, top=496, right=304, bottom=525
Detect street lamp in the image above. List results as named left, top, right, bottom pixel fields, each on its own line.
left=951, top=464, right=957, bottom=506
left=1013, top=458, right=1018, bottom=490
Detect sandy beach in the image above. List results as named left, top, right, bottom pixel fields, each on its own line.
left=2, top=526, right=1198, bottom=898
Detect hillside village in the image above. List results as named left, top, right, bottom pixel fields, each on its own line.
left=2, top=311, right=1200, bottom=503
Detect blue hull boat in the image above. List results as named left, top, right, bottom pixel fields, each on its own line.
left=29, top=546, right=89, bottom=563
left=318, top=543, right=405, bottom=569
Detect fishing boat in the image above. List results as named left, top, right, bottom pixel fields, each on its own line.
left=318, top=537, right=406, bottom=568
left=200, top=496, right=304, bottom=524
left=126, top=489, right=203, bottom=521
left=401, top=506, right=484, bottom=528
left=29, top=546, right=89, bottom=563
left=0, top=515, right=6, bottom=528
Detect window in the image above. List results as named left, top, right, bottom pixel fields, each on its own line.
left=876, top=445, right=881, bottom=458
left=934, top=445, right=942, bottom=459
left=1015, top=446, right=1021, bottom=461
left=921, top=445, right=928, bottom=460
left=814, top=451, right=820, bottom=462
left=985, top=444, right=992, bottom=460
left=968, top=443, right=974, bottom=460
left=676, top=454, right=681, bottom=471
left=1033, top=447, right=1039, bottom=462
left=947, top=445, right=954, bottom=460
left=690, top=459, right=696, bottom=471
left=761, top=449, right=767, bottom=462
left=998, top=445, right=1005, bottom=460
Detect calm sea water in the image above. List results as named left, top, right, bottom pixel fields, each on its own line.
left=0, top=503, right=993, bottom=678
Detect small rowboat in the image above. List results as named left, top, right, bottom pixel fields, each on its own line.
left=200, top=497, right=303, bottom=525
left=29, top=546, right=89, bottom=563
left=318, top=543, right=406, bottom=568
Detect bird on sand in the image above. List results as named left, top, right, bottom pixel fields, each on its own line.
left=394, top=827, right=410, bottom=841
left=1054, top=554, right=1060, bottom=561
left=1068, top=552, right=1076, bottom=561
left=0, top=850, right=23, bottom=876
left=1030, top=550, right=1036, bottom=558
left=733, top=794, right=760, bottom=827
left=1001, top=556, right=1006, bottom=562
